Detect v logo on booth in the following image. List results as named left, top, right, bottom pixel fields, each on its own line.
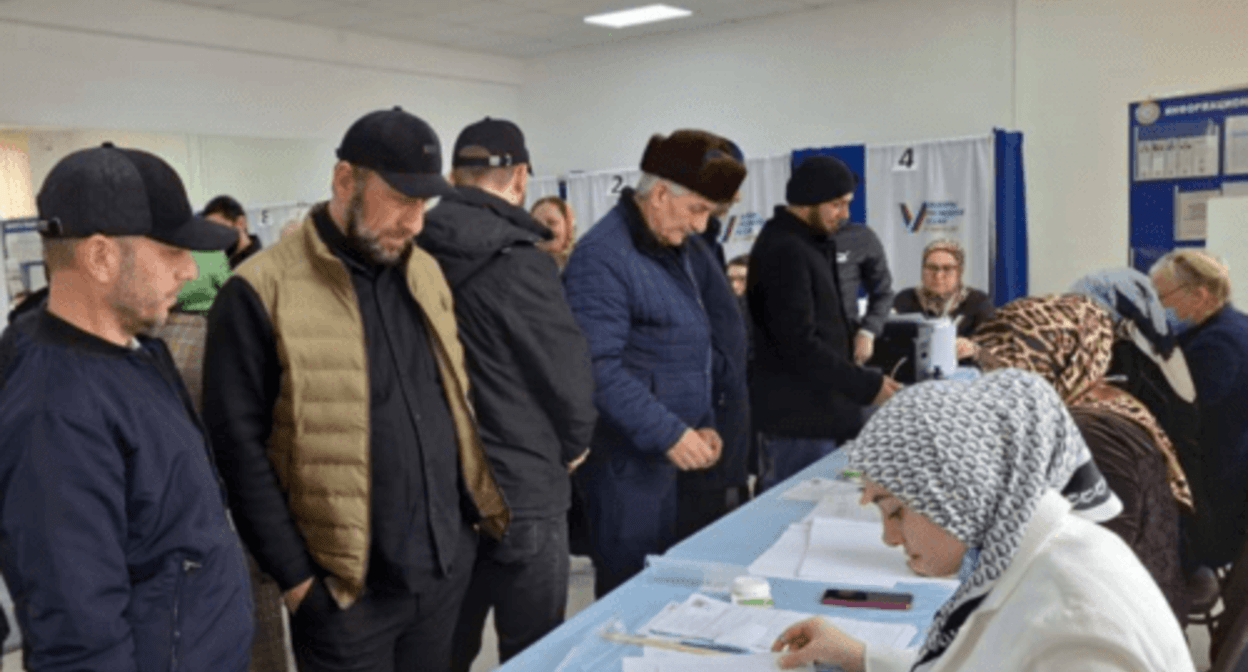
left=900, top=202, right=929, bottom=233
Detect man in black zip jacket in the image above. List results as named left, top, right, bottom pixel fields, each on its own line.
left=0, top=144, right=253, bottom=672
left=417, top=118, right=597, bottom=670
left=748, top=156, right=903, bottom=492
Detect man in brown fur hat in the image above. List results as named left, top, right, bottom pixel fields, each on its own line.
left=562, top=130, right=748, bottom=596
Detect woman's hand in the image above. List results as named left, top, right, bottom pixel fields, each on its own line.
left=955, top=337, right=978, bottom=360
left=771, top=617, right=866, bottom=671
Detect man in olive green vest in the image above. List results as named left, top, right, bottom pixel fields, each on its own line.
left=202, top=107, right=509, bottom=672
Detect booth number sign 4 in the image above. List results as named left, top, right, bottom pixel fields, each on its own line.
left=894, top=147, right=919, bottom=172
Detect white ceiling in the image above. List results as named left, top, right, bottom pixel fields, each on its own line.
left=158, top=0, right=855, bottom=57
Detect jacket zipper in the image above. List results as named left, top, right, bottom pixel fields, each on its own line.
left=169, top=559, right=201, bottom=672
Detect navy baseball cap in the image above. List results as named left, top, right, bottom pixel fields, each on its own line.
left=453, top=117, right=532, bottom=174
left=336, top=106, right=455, bottom=199
left=36, top=143, right=237, bottom=251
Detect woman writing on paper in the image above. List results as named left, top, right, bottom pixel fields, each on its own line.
left=772, top=369, right=1194, bottom=672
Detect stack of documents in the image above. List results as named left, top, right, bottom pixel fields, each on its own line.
left=638, top=593, right=917, bottom=654
left=749, top=481, right=958, bottom=589
left=621, top=652, right=810, bottom=672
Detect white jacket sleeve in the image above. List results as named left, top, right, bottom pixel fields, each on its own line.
left=865, top=644, right=917, bottom=672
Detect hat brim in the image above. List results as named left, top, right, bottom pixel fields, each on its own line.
left=379, top=171, right=456, bottom=199
left=152, top=215, right=239, bottom=252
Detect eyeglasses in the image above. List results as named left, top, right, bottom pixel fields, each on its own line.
left=1157, top=283, right=1190, bottom=302
left=923, top=264, right=960, bottom=274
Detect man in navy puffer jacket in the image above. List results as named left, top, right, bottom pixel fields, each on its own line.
left=563, top=130, right=748, bottom=597
left=0, top=144, right=253, bottom=672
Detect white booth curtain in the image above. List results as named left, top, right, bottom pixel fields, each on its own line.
left=865, top=135, right=995, bottom=296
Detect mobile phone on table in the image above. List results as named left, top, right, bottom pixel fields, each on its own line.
left=821, top=588, right=913, bottom=610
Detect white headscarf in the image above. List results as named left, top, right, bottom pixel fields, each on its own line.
left=845, top=369, right=1121, bottom=671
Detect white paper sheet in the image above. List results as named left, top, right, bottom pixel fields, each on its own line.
left=802, top=491, right=881, bottom=524
left=638, top=593, right=918, bottom=655
left=747, top=523, right=809, bottom=578
left=781, top=477, right=861, bottom=502
left=798, top=519, right=959, bottom=589
left=624, top=652, right=811, bottom=671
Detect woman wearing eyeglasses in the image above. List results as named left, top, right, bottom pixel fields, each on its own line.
left=1151, top=249, right=1248, bottom=570
left=892, top=239, right=995, bottom=361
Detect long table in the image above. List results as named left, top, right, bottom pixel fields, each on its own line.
left=498, top=451, right=958, bottom=671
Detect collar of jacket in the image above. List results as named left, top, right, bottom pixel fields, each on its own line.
left=446, top=186, right=551, bottom=242
left=942, top=489, right=1072, bottom=647
left=770, top=205, right=834, bottom=248
left=620, top=187, right=687, bottom=261
left=33, top=308, right=149, bottom=357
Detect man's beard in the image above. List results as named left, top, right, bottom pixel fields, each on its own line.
left=343, top=189, right=411, bottom=266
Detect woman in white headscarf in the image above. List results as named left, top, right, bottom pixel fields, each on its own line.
left=772, top=369, right=1194, bottom=672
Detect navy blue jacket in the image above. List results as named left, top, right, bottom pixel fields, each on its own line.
left=563, top=189, right=717, bottom=461
left=0, top=310, right=253, bottom=672
left=1179, top=304, right=1248, bottom=566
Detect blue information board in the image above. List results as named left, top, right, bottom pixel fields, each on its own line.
left=1129, top=88, right=1248, bottom=273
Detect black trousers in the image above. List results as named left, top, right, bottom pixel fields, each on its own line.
left=449, top=516, right=570, bottom=671
left=676, top=484, right=749, bottom=541
left=290, top=526, right=476, bottom=672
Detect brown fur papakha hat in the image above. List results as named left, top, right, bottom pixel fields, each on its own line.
left=639, top=130, right=747, bottom=203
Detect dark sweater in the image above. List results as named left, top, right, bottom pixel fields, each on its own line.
left=1071, top=407, right=1186, bottom=625
left=1179, top=304, right=1248, bottom=566
left=893, top=287, right=996, bottom=338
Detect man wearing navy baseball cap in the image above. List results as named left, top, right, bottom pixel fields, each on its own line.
left=0, top=143, right=254, bottom=671
left=203, top=107, right=509, bottom=672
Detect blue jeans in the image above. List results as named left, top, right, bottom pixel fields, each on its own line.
left=757, top=435, right=838, bottom=494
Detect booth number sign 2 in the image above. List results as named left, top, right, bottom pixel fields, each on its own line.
left=894, top=147, right=919, bottom=172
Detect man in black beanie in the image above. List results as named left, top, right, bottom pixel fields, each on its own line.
left=746, top=155, right=902, bottom=492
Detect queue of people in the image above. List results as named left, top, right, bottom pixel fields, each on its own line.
left=0, top=105, right=1244, bottom=672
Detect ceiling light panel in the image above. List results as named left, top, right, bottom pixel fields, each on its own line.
left=584, top=4, right=692, bottom=29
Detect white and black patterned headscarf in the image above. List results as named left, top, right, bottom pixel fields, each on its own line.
left=845, top=369, right=1120, bottom=672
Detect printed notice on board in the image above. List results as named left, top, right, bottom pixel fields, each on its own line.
left=1225, top=116, right=1248, bottom=176
left=1135, top=120, right=1221, bottom=181
left=2, top=221, right=44, bottom=304
left=1175, top=189, right=1220, bottom=242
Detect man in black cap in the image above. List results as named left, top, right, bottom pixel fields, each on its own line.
left=563, top=129, right=748, bottom=597
left=417, top=117, right=597, bottom=670
left=202, top=107, right=510, bottom=672
left=0, top=143, right=254, bottom=671
left=747, top=155, right=902, bottom=492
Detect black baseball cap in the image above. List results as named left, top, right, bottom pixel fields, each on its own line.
left=336, top=106, right=454, bottom=198
left=36, top=143, right=237, bottom=251
left=452, top=117, right=532, bottom=174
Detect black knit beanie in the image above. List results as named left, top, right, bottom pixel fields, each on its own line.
left=786, top=155, right=857, bottom=206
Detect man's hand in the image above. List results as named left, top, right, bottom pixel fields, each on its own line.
left=956, top=337, right=978, bottom=360
left=284, top=576, right=315, bottom=614
left=695, top=428, right=723, bottom=468
left=772, top=617, right=866, bottom=671
left=567, top=449, right=590, bottom=474
left=872, top=376, right=903, bottom=406
left=853, top=331, right=875, bottom=365
left=666, top=429, right=717, bottom=471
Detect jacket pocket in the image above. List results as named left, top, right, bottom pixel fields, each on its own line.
left=169, top=558, right=201, bottom=672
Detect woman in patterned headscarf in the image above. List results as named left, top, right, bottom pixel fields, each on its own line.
left=972, top=293, right=1191, bottom=624
left=772, top=370, right=1193, bottom=672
